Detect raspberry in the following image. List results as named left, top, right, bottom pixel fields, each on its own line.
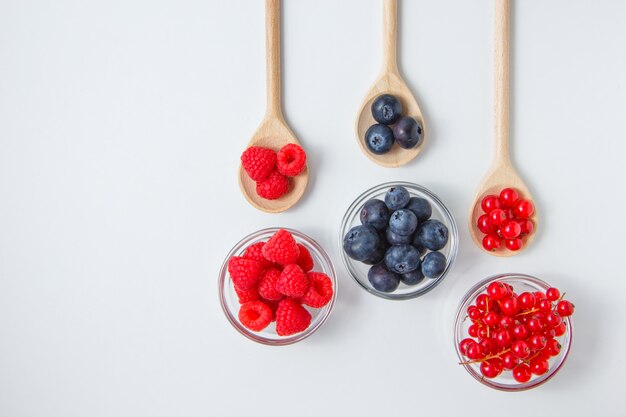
left=238, top=301, right=272, bottom=332
left=262, top=229, right=300, bottom=265
left=295, top=244, right=314, bottom=272
left=242, top=241, right=274, bottom=269
left=241, top=146, right=276, bottom=182
left=265, top=299, right=280, bottom=322
left=276, top=143, right=307, bottom=176
left=257, top=268, right=284, bottom=301
left=275, top=264, right=309, bottom=298
left=275, top=298, right=312, bottom=336
left=234, top=285, right=259, bottom=304
left=227, top=256, right=264, bottom=291
left=256, top=170, right=289, bottom=200
left=301, top=272, right=333, bottom=308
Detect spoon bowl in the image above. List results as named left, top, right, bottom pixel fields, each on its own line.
left=355, top=0, right=426, bottom=168
left=238, top=0, right=308, bottom=213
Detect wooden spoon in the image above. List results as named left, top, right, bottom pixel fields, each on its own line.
left=468, top=0, right=538, bottom=256
left=355, top=0, right=426, bottom=168
left=238, top=0, right=307, bottom=213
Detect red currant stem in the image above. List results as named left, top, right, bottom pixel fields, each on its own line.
left=522, top=351, right=543, bottom=365
left=557, top=292, right=567, bottom=303
left=458, top=349, right=511, bottom=365
left=515, top=308, right=540, bottom=317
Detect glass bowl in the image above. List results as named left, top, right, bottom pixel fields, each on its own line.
left=339, top=181, right=458, bottom=300
left=454, top=274, right=573, bottom=391
left=218, top=227, right=337, bottom=345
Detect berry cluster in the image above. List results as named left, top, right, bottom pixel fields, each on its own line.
left=240, top=144, right=307, bottom=200
left=458, top=280, right=575, bottom=383
left=477, top=188, right=535, bottom=252
left=364, top=94, right=423, bottom=155
left=227, top=229, right=333, bottom=336
left=343, top=186, right=448, bottom=293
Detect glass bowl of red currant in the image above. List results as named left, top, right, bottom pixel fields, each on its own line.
left=454, top=274, right=574, bottom=391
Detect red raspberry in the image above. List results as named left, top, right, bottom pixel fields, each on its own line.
left=301, top=272, right=333, bottom=308
left=275, top=264, right=309, bottom=297
left=262, top=229, right=300, bottom=265
left=227, top=256, right=264, bottom=291
left=275, top=298, right=312, bottom=336
left=241, top=146, right=276, bottom=181
left=295, top=244, right=314, bottom=272
left=265, top=299, right=280, bottom=322
left=276, top=143, right=307, bottom=176
left=234, top=285, right=259, bottom=304
left=256, top=170, right=289, bottom=200
left=242, top=241, right=274, bottom=269
left=257, top=268, right=284, bottom=301
left=238, top=301, right=272, bottom=332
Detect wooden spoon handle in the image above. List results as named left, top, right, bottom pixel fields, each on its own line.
left=494, top=0, right=510, bottom=162
left=382, top=0, right=399, bottom=74
left=265, top=0, right=282, bottom=118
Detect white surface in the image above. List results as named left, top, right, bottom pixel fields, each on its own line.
left=1, top=0, right=625, bottom=416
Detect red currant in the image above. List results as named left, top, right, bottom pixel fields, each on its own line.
left=542, top=327, right=556, bottom=339
left=546, top=287, right=560, bottom=301
left=477, top=326, right=488, bottom=339
left=514, top=199, right=535, bottom=218
left=527, top=316, right=545, bottom=332
left=530, top=357, right=549, bottom=376
left=501, top=351, right=519, bottom=370
left=481, top=195, right=501, bottom=213
left=459, top=338, right=475, bottom=355
left=537, top=298, right=552, bottom=313
left=505, top=237, right=523, bottom=251
left=534, top=291, right=547, bottom=300
left=480, top=358, right=504, bottom=379
left=487, top=282, right=509, bottom=301
left=500, top=220, right=521, bottom=239
left=545, top=338, right=562, bottom=356
left=513, top=363, right=532, bottom=383
left=483, top=311, right=500, bottom=327
left=511, top=340, right=531, bottom=359
left=468, top=305, right=483, bottom=320
left=518, top=292, right=536, bottom=309
left=482, top=234, right=502, bottom=251
left=499, top=188, right=520, bottom=208
left=477, top=214, right=496, bottom=234
left=512, top=324, right=530, bottom=340
left=466, top=343, right=485, bottom=360
left=494, top=329, right=513, bottom=348
left=528, top=333, right=547, bottom=350
left=479, top=338, right=494, bottom=356
left=544, top=311, right=563, bottom=328
left=468, top=324, right=479, bottom=338
left=500, top=296, right=520, bottom=316
left=499, top=315, right=515, bottom=330
left=518, top=219, right=534, bottom=235
left=489, top=209, right=508, bottom=226
left=554, top=322, right=567, bottom=337
left=557, top=300, right=575, bottom=317
left=476, top=294, right=494, bottom=311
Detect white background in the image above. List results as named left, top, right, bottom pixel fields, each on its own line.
left=1, top=0, right=625, bottom=416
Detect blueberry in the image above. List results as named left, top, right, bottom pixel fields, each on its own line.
left=360, top=199, right=390, bottom=231
left=371, top=94, right=403, bottom=125
left=384, top=244, right=420, bottom=274
left=389, top=209, right=417, bottom=236
left=365, top=124, right=394, bottom=154
left=368, top=263, right=400, bottom=293
left=384, top=186, right=410, bottom=211
left=421, top=251, right=447, bottom=278
left=401, top=268, right=424, bottom=286
left=393, top=116, right=423, bottom=149
left=406, top=197, right=432, bottom=223
left=414, top=219, right=449, bottom=251
left=362, top=238, right=389, bottom=265
left=343, top=225, right=379, bottom=261
left=386, top=228, right=412, bottom=245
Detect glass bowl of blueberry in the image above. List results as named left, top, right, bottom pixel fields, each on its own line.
left=339, top=182, right=458, bottom=300
left=454, top=274, right=573, bottom=391
left=219, top=227, right=337, bottom=345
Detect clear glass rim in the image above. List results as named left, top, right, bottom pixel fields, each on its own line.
left=218, top=227, right=337, bottom=346
left=339, top=181, right=459, bottom=300
left=453, top=273, right=573, bottom=391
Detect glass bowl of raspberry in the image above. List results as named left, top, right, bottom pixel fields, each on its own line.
left=454, top=274, right=573, bottom=391
left=219, top=227, right=337, bottom=345
left=339, top=181, right=458, bottom=300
